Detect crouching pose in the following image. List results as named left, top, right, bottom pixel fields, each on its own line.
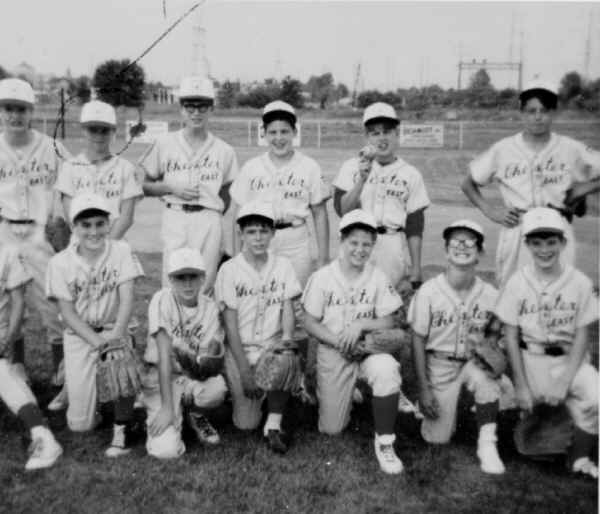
left=302, top=209, right=405, bottom=475
left=46, top=193, right=144, bottom=456
left=142, top=247, right=228, bottom=459
left=0, top=241, right=62, bottom=470
left=409, top=220, right=511, bottom=475
left=496, top=208, right=599, bottom=479
left=215, top=202, right=303, bottom=454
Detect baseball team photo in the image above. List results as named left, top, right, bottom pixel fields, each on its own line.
left=1, top=1, right=599, bottom=513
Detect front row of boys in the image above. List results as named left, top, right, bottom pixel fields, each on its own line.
left=3, top=192, right=597, bottom=480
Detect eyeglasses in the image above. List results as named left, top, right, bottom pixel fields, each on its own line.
left=85, top=126, right=112, bottom=135
left=448, top=238, right=477, bottom=249
left=182, top=102, right=212, bottom=113
left=2, top=104, right=28, bottom=114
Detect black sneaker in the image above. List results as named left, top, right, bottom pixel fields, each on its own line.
left=187, top=411, right=220, bottom=445
left=265, top=429, right=289, bottom=454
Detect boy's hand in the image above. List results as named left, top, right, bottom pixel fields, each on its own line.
left=240, top=368, right=263, bottom=399
left=515, top=384, right=535, bottom=412
left=149, top=405, right=174, bottom=437
left=483, top=205, right=526, bottom=228
left=339, top=322, right=363, bottom=356
left=545, top=373, right=570, bottom=406
left=419, top=387, right=439, bottom=419
left=170, top=185, right=200, bottom=201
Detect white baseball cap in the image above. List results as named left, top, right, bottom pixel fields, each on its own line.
left=236, top=201, right=275, bottom=224
left=443, top=219, right=485, bottom=243
left=179, top=76, right=214, bottom=101
left=339, top=209, right=377, bottom=232
left=80, top=100, right=116, bottom=127
left=362, top=102, right=399, bottom=126
left=519, top=79, right=558, bottom=100
left=522, top=207, right=565, bottom=237
left=262, top=100, right=297, bottom=123
left=168, top=247, right=206, bottom=275
left=0, top=78, right=35, bottom=106
left=70, top=193, right=111, bottom=223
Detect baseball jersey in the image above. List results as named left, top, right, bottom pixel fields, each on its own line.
left=56, top=153, right=142, bottom=220
left=0, top=244, right=32, bottom=330
left=145, top=287, right=223, bottom=373
left=230, top=151, right=330, bottom=223
left=0, top=130, right=71, bottom=223
left=137, top=130, right=238, bottom=211
left=333, top=156, right=430, bottom=230
left=302, top=259, right=402, bottom=336
left=46, top=240, right=144, bottom=328
left=495, top=265, right=599, bottom=347
left=214, top=252, right=301, bottom=350
left=408, top=274, right=498, bottom=358
left=470, top=132, right=600, bottom=210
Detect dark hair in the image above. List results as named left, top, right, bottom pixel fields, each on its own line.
left=262, top=111, right=296, bottom=130
left=340, top=223, right=377, bottom=241
left=525, top=231, right=565, bottom=242
left=73, top=208, right=110, bottom=224
left=237, top=215, right=275, bottom=231
left=443, top=227, right=484, bottom=252
left=365, top=118, right=399, bottom=131
left=519, top=89, right=558, bottom=111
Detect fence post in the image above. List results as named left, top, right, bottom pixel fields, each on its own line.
left=248, top=120, right=252, bottom=147
left=458, top=120, right=464, bottom=150
left=317, top=121, right=321, bottom=149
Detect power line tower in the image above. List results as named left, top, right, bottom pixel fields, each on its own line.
left=352, top=62, right=363, bottom=107
left=584, top=9, right=593, bottom=79
left=191, top=5, right=211, bottom=78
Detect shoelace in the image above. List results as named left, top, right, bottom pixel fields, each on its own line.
left=28, top=438, right=44, bottom=458
left=195, top=415, right=217, bottom=436
left=379, top=444, right=397, bottom=462
left=111, top=428, right=126, bottom=448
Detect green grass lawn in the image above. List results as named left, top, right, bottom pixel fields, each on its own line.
left=2, top=253, right=597, bottom=514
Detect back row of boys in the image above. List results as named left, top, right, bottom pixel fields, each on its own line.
left=0, top=76, right=598, bottom=478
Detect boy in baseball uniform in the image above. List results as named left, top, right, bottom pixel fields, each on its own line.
left=496, top=207, right=599, bottom=479
left=46, top=193, right=144, bottom=456
left=230, top=100, right=330, bottom=287
left=302, top=209, right=406, bottom=475
left=462, top=79, right=600, bottom=286
left=0, top=78, right=71, bottom=386
left=332, top=102, right=430, bottom=289
left=140, top=76, right=239, bottom=292
left=0, top=238, right=62, bottom=470
left=408, top=220, right=510, bottom=475
left=56, top=100, right=143, bottom=239
left=142, top=247, right=228, bottom=459
left=215, top=202, right=302, bottom=454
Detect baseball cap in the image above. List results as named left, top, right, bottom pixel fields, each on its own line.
left=236, top=201, right=275, bottom=224
left=168, top=247, right=206, bottom=275
left=80, top=100, right=116, bottom=127
left=362, top=102, right=399, bottom=126
left=443, top=219, right=485, bottom=244
left=520, top=79, right=558, bottom=99
left=262, top=100, right=297, bottom=124
left=522, top=207, right=565, bottom=237
left=70, top=193, right=111, bottom=223
left=339, top=209, right=377, bottom=232
left=179, top=76, right=214, bottom=101
left=0, top=78, right=35, bottom=106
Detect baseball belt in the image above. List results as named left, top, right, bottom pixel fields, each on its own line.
left=519, top=341, right=568, bottom=357
left=165, top=203, right=205, bottom=212
left=5, top=218, right=35, bottom=225
left=376, top=226, right=404, bottom=235
left=274, top=220, right=306, bottom=230
left=426, top=349, right=468, bottom=362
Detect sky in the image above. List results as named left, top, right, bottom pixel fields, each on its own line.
left=1, top=0, right=599, bottom=91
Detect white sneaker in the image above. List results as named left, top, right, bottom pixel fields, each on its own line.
left=374, top=435, right=404, bottom=475
left=47, top=386, right=68, bottom=411
left=105, top=424, right=131, bottom=458
left=477, top=441, right=505, bottom=474
left=12, top=363, right=30, bottom=384
left=572, top=457, right=599, bottom=479
left=187, top=411, right=220, bottom=445
left=25, top=429, right=63, bottom=471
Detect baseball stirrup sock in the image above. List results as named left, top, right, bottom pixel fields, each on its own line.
left=475, top=401, right=499, bottom=427
left=372, top=393, right=399, bottom=435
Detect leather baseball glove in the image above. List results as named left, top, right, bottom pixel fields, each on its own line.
left=45, top=216, right=72, bottom=252
left=96, top=337, right=141, bottom=403
left=470, top=316, right=507, bottom=379
left=514, top=404, right=574, bottom=457
left=173, top=337, right=225, bottom=381
left=349, top=328, right=410, bottom=359
left=254, top=339, right=302, bottom=393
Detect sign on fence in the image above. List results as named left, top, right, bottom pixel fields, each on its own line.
left=399, top=123, right=444, bottom=148
left=257, top=121, right=301, bottom=147
left=125, top=120, right=169, bottom=143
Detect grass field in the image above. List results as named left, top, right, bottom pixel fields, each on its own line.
left=1, top=133, right=599, bottom=513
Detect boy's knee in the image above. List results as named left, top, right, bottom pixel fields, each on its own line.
left=362, top=354, right=401, bottom=397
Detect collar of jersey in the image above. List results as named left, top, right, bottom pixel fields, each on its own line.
left=515, top=132, right=559, bottom=159
left=262, top=150, right=301, bottom=175
left=521, top=264, right=575, bottom=295
left=177, top=129, right=215, bottom=160
left=236, top=250, right=276, bottom=281
left=330, top=258, right=375, bottom=292
left=69, top=239, right=112, bottom=272
left=0, top=129, right=42, bottom=163
left=435, top=272, right=484, bottom=307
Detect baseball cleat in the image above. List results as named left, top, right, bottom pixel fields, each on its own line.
left=572, top=457, right=599, bottom=479
left=374, top=435, right=404, bottom=474
left=47, top=386, right=69, bottom=411
left=25, top=430, right=63, bottom=471
left=187, top=411, right=220, bottom=445
left=105, top=424, right=132, bottom=457
left=265, top=429, right=289, bottom=454
left=477, top=423, right=505, bottom=474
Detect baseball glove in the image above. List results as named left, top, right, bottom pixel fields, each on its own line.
left=173, top=337, right=225, bottom=381
left=470, top=316, right=507, bottom=379
left=254, top=339, right=302, bottom=393
left=96, top=337, right=142, bottom=403
left=514, top=404, right=574, bottom=457
left=350, top=328, right=410, bottom=359
left=45, top=216, right=72, bottom=252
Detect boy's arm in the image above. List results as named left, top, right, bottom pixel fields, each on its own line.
left=222, top=308, right=261, bottom=398
left=104, top=279, right=135, bottom=340
left=504, top=324, right=534, bottom=411
left=4, top=286, right=26, bottom=360
left=461, top=176, right=523, bottom=227
left=303, top=311, right=339, bottom=348
left=309, top=202, right=330, bottom=267
left=148, top=329, right=175, bottom=437
left=411, top=332, right=438, bottom=419
left=61, top=194, right=72, bottom=222
left=281, top=299, right=295, bottom=341
left=109, top=198, right=136, bottom=240
left=230, top=203, right=242, bottom=255
left=58, top=300, right=106, bottom=350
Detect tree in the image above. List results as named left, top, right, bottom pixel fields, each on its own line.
left=469, top=69, right=492, bottom=90
left=335, top=83, right=350, bottom=100
left=306, top=72, right=334, bottom=109
left=93, top=59, right=145, bottom=108
left=71, top=76, right=91, bottom=104
left=0, top=66, right=8, bottom=80
left=559, top=71, right=583, bottom=103
left=279, top=76, right=304, bottom=108
left=217, top=80, right=239, bottom=108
